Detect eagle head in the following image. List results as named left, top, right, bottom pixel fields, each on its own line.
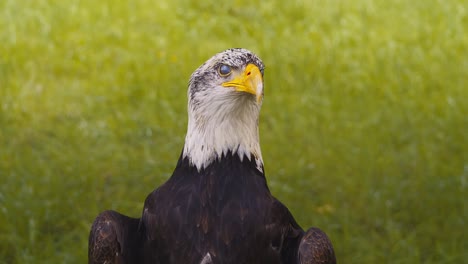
left=183, top=48, right=265, bottom=172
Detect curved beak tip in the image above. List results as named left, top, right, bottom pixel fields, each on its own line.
left=222, top=63, right=264, bottom=103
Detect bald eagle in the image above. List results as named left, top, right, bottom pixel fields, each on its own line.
left=88, top=48, right=336, bottom=264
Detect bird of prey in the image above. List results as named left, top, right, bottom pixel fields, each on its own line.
left=88, top=48, right=336, bottom=264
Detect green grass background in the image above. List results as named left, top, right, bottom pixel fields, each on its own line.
left=1, top=0, right=467, bottom=263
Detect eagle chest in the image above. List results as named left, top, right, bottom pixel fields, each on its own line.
left=147, top=170, right=279, bottom=261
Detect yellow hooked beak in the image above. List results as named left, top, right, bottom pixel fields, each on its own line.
left=222, top=64, right=263, bottom=103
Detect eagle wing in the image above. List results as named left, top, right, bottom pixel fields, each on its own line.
left=298, top=227, right=336, bottom=264
left=272, top=198, right=336, bottom=264
left=88, top=210, right=142, bottom=264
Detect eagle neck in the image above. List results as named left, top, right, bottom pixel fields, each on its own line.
left=182, top=96, right=263, bottom=173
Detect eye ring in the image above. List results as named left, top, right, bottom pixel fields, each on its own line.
left=218, top=64, right=232, bottom=76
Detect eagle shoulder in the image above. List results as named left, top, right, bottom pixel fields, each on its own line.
left=88, top=210, right=142, bottom=264
left=298, top=227, right=337, bottom=264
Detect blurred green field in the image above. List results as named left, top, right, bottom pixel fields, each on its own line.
left=1, top=0, right=467, bottom=263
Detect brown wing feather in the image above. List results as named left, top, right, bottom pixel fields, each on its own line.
left=298, top=227, right=336, bottom=264
left=88, top=210, right=142, bottom=264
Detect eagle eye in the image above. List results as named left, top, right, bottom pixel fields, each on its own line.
left=218, top=64, right=232, bottom=76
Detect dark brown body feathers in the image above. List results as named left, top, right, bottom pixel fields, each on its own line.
left=89, top=153, right=336, bottom=264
